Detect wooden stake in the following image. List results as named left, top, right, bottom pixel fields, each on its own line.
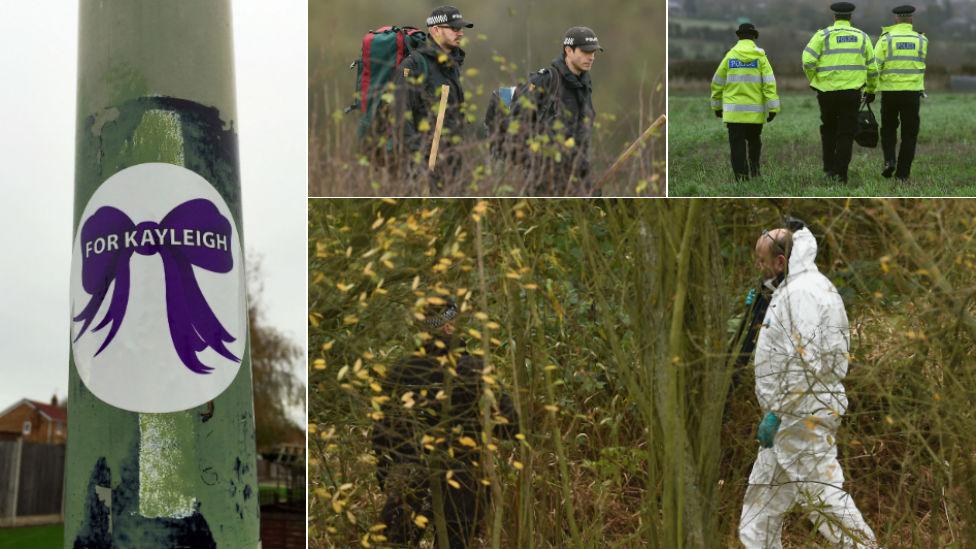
left=592, top=113, right=667, bottom=195
left=428, top=84, right=451, bottom=170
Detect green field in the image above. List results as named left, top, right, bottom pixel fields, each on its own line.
left=669, top=92, right=976, bottom=196
left=0, top=524, right=63, bottom=549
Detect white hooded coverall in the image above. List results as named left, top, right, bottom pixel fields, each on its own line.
left=739, top=228, right=877, bottom=549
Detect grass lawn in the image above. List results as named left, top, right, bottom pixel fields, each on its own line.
left=259, top=484, right=293, bottom=505
left=668, top=92, right=976, bottom=196
left=0, top=524, right=63, bottom=549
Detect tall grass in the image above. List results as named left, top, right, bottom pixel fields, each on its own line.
left=308, top=198, right=976, bottom=548
left=308, top=57, right=665, bottom=197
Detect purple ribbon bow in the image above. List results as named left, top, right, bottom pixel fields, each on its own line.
left=73, top=198, right=240, bottom=374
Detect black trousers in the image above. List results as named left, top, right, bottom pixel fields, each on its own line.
left=380, top=468, right=486, bottom=549
left=817, top=89, right=861, bottom=180
left=726, top=123, right=763, bottom=179
left=881, top=91, right=922, bottom=179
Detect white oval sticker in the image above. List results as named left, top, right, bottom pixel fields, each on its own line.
left=70, top=163, right=246, bottom=413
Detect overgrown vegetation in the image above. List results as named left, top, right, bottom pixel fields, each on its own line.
left=308, top=199, right=976, bottom=548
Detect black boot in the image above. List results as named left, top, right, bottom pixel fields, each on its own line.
left=882, top=162, right=896, bottom=178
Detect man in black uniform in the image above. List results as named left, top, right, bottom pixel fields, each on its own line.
left=372, top=299, right=519, bottom=549
left=394, top=5, right=473, bottom=189
left=509, top=26, right=602, bottom=195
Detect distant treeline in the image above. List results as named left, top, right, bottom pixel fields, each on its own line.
left=669, top=15, right=976, bottom=87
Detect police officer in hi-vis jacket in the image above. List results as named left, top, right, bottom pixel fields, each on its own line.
left=802, top=2, right=878, bottom=183
left=876, top=4, right=927, bottom=181
left=711, top=23, right=780, bottom=181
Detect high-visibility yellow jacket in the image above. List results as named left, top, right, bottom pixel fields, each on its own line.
left=802, top=20, right=878, bottom=93
left=711, top=39, right=780, bottom=124
left=876, top=23, right=927, bottom=91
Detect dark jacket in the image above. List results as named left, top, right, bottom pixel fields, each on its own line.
left=372, top=336, right=519, bottom=486
left=394, top=38, right=468, bottom=156
left=510, top=56, right=597, bottom=191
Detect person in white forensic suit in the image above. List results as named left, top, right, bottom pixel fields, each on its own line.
left=739, top=223, right=878, bottom=549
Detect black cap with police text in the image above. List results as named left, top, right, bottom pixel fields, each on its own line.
left=830, top=2, right=856, bottom=14
left=563, top=26, right=604, bottom=52
left=735, top=23, right=759, bottom=39
left=426, top=5, right=474, bottom=29
left=892, top=5, right=916, bottom=15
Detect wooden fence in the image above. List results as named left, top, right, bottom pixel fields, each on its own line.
left=0, top=438, right=65, bottom=527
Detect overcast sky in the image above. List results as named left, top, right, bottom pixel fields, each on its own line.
left=0, top=3, right=306, bottom=425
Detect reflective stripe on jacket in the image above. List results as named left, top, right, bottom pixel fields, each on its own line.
left=802, top=20, right=878, bottom=93
left=711, top=40, right=780, bottom=124
left=876, top=23, right=927, bottom=91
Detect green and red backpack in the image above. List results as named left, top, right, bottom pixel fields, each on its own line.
left=347, top=26, right=427, bottom=140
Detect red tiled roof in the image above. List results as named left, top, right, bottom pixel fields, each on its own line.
left=28, top=400, right=67, bottom=423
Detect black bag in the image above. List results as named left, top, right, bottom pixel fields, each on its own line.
left=855, top=101, right=879, bottom=148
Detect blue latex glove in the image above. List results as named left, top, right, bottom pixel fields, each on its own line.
left=757, top=412, right=781, bottom=448
left=745, top=288, right=757, bottom=306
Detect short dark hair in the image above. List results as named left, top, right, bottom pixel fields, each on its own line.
left=834, top=13, right=852, bottom=20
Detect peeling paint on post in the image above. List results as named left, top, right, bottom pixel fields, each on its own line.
left=65, top=3, right=260, bottom=548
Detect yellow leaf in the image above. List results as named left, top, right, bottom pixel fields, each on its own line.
left=337, top=366, right=349, bottom=381
left=322, top=340, right=334, bottom=351
left=370, top=382, right=383, bottom=393
left=564, top=137, right=576, bottom=148
left=371, top=216, right=385, bottom=230
left=418, top=119, right=431, bottom=132
left=544, top=404, right=559, bottom=413
left=313, top=358, right=326, bottom=370
left=337, top=282, right=354, bottom=292
left=447, top=479, right=461, bottom=489
left=513, top=461, right=524, bottom=470
left=458, top=436, right=478, bottom=448
left=414, top=515, right=429, bottom=529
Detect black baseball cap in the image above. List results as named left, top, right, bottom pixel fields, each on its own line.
left=426, top=5, right=474, bottom=29
left=736, top=23, right=759, bottom=39
left=563, top=26, right=604, bottom=52
left=830, top=2, right=856, bottom=15
left=892, top=5, right=915, bottom=15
